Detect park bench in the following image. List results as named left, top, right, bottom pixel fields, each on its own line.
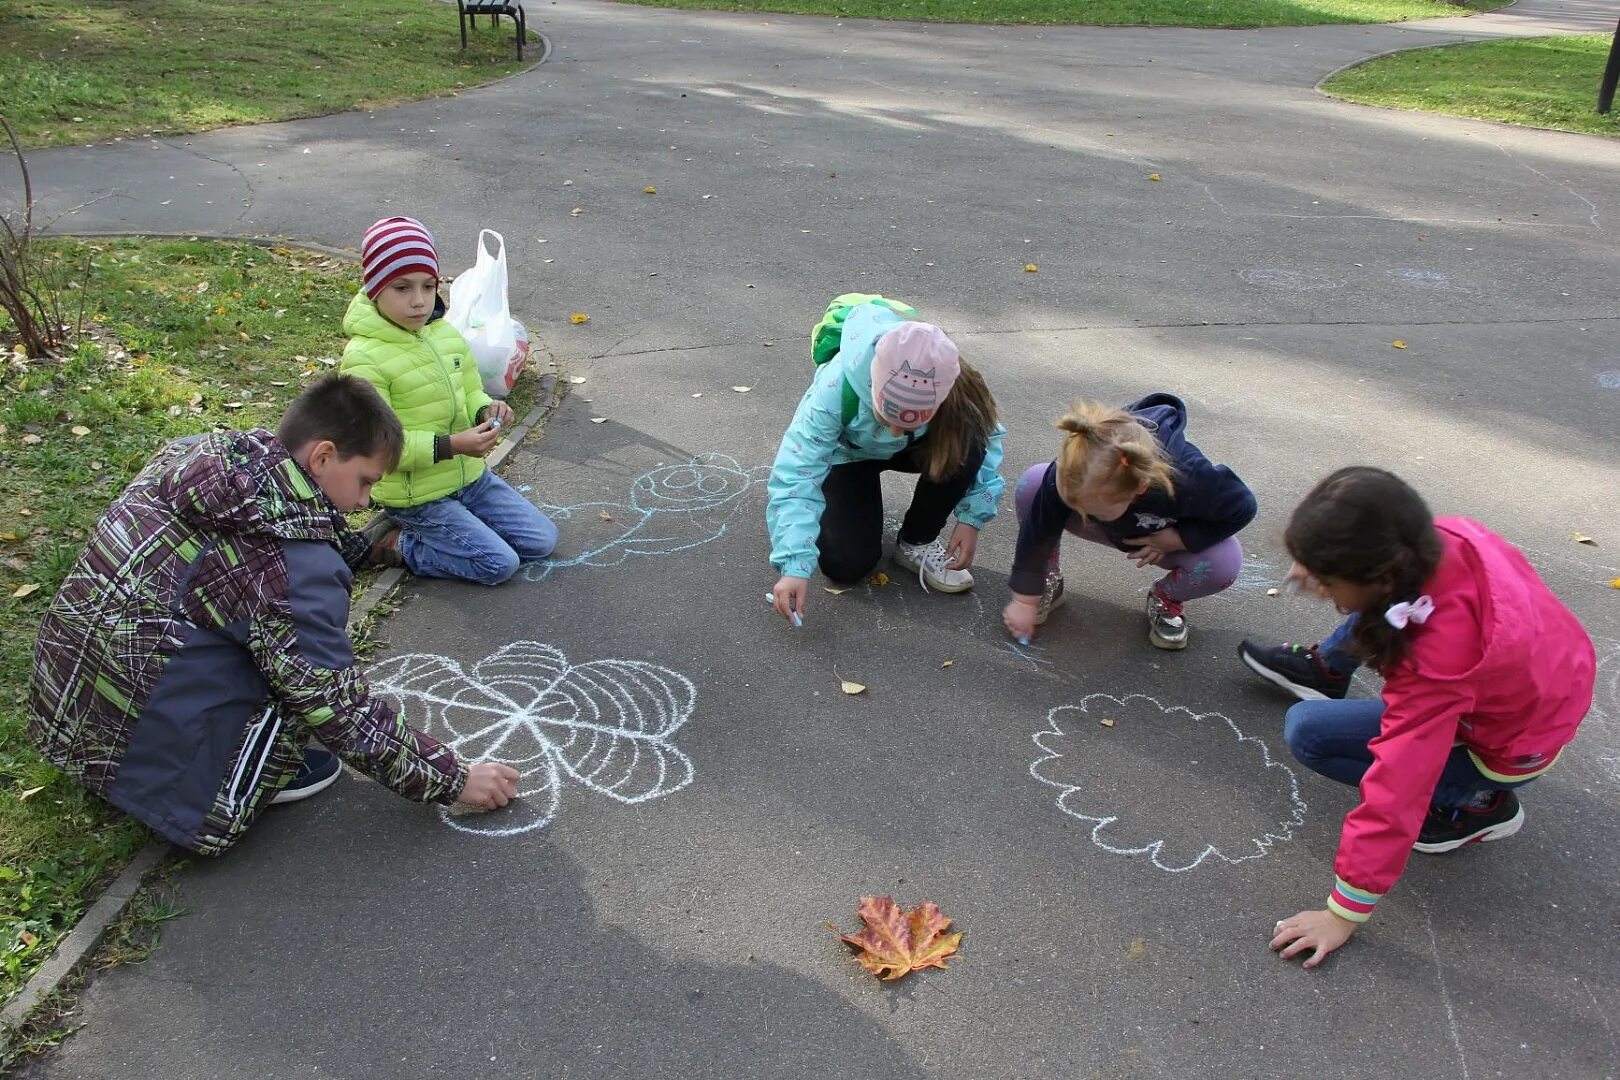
left=457, top=0, right=528, bottom=61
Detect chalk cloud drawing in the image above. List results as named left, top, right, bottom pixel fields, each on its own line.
left=369, top=641, right=696, bottom=836
left=1029, top=693, right=1306, bottom=871
left=523, top=453, right=768, bottom=580
left=1237, top=268, right=1344, bottom=292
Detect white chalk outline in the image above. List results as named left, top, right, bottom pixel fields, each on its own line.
left=522, top=453, right=768, bottom=581
left=1029, top=693, right=1307, bottom=872
left=368, top=641, right=697, bottom=836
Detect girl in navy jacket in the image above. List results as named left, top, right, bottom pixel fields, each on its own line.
left=1003, top=394, right=1256, bottom=650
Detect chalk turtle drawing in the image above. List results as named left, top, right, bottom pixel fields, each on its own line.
left=369, top=642, right=696, bottom=836
left=522, top=453, right=768, bottom=580
left=1029, top=693, right=1306, bottom=871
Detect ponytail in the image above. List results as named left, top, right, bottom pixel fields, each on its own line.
left=1285, top=467, right=1442, bottom=671
left=1054, top=400, right=1175, bottom=514
left=921, top=358, right=998, bottom=483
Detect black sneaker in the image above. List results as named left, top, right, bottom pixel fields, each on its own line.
left=271, top=749, right=342, bottom=805
left=1238, top=640, right=1349, bottom=701
left=1413, top=791, right=1524, bottom=854
left=360, top=514, right=405, bottom=569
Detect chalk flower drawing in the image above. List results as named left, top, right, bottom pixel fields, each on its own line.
left=1029, top=694, right=1306, bottom=872
left=369, top=642, right=696, bottom=836
left=523, top=453, right=768, bottom=580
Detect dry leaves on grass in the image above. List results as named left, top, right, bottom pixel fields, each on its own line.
left=838, top=896, right=962, bottom=981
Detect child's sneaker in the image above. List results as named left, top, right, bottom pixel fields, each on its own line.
left=1035, top=569, right=1066, bottom=625
left=361, top=514, right=405, bottom=569
left=1146, top=590, right=1188, bottom=650
left=270, top=748, right=342, bottom=805
left=893, top=537, right=975, bottom=593
left=1238, top=640, right=1350, bottom=701
left=1413, top=791, right=1524, bottom=854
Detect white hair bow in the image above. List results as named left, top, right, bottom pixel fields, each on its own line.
left=1384, top=595, right=1435, bottom=630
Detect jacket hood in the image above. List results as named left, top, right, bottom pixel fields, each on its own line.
left=1409, top=517, right=1544, bottom=682
left=1126, top=392, right=1190, bottom=458
left=156, top=430, right=348, bottom=545
left=835, top=301, right=913, bottom=410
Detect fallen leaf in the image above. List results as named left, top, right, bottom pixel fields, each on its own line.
left=1125, top=938, right=1148, bottom=961
left=590, top=417, right=607, bottom=424
left=824, top=586, right=850, bottom=595
left=1024, top=263, right=1038, bottom=272
left=691, top=392, right=703, bottom=398
left=18, top=508, right=30, bottom=517
left=840, top=680, right=867, bottom=695
left=838, top=897, right=962, bottom=981
left=570, top=207, right=583, bottom=216
left=763, top=341, right=774, bottom=347
left=731, top=385, right=752, bottom=393
left=0, top=533, right=19, bottom=542
left=19, top=930, right=37, bottom=948
left=568, top=376, right=586, bottom=384
left=1265, top=588, right=1280, bottom=597
left=12, top=583, right=41, bottom=599
left=941, top=659, right=955, bottom=668
left=90, top=461, right=103, bottom=471
left=1573, top=532, right=1596, bottom=545
left=222, top=402, right=243, bottom=409
left=1148, top=173, right=1161, bottom=181
left=18, top=786, right=44, bottom=802
left=269, top=380, right=289, bottom=387
left=70, top=425, right=90, bottom=436
left=598, top=510, right=614, bottom=522
left=1609, top=578, right=1620, bottom=589
left=1100, top=718, right=1116, bottom=728
left=1392, top=339, right=1407, bottom=350
left=868, top=571, right=889, bottom=586
left=21, top=434, right=41, bottom=445
left=570, top=313, right=590, bottom=325
left=644, top=186, right=657, bottom=194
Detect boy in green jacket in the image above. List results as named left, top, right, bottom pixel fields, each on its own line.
left=341, top=216, right=557, bottom=584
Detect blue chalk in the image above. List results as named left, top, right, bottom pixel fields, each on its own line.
left=1017, top=635, right=1031, bottom=647
left=765, top=590, right=803, bottom=628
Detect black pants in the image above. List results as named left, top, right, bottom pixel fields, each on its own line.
left=816, top=436, right=986, bottom=585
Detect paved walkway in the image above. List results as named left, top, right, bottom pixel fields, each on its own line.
left=17, top=2, right=1620, bottom=1078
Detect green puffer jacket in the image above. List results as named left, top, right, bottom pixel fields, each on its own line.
left=339, top=292, right=493, bottom=508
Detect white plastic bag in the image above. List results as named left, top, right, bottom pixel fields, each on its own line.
left=446, top=229, right=528, bottom=399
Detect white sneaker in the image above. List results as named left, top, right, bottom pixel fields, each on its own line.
left=893, top=537, right=975, bottom=593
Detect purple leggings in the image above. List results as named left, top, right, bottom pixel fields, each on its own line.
left=1014, top=463, right=1243, bottom=604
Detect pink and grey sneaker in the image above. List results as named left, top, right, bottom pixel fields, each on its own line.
left=1146, top=589, right=1187, bottom=650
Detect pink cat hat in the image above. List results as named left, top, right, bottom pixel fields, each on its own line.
left=872, top=321, right=960, bottom=430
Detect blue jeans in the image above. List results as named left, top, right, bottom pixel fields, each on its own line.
left=1284, top=698, right=1533, bottom=809
left=386, top=469, right=557, bottom=586
left=1318, top=615, right=1361, bottom=676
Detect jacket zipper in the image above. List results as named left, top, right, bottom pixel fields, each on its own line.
left=420, top=331, right=467, bottom=490
left=225, top=703, right=282, bottom=816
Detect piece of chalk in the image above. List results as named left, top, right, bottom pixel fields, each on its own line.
left=1017, top=636, right=1031, bottom=647
left=490, top=418, right=502, bottom=430
left=765, top=591, right=803, bottom=628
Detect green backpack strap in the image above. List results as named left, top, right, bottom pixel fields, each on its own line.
left=810, top=292, right=918, bottom=429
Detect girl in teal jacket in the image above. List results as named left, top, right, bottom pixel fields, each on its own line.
left=766, top=297, right=1006, bottom=624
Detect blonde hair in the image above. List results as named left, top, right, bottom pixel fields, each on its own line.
left=920, top=358, right=998, bottom=483
left=1054, top=400, right=1175, bottom=512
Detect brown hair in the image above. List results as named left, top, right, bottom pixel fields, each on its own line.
left=277, top=374, right=405, bottom=471
left=1284, top=466, right=1442, bottom=671
left=1053, top=400, right=1176, bottom=514
left=919, top=358, right=998, bottom=482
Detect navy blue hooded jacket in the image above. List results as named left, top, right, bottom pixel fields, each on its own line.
left=1008, top=393, right=1257, bottom=596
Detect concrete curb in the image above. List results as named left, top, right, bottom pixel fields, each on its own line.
left=0, top=348, right=567, bottom=1062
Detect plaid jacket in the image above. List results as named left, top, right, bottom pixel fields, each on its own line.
left=28, top=431, right=467, bottom=854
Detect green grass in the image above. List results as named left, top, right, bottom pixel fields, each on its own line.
left=611, top=0, right=1499, bottom=28
left=1323, top=35, right=1620, bottom=137
left=0, top=237, right=544, bottom=1012
left=0, top=0, right=536, bottom=149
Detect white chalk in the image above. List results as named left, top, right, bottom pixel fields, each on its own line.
left=765, top=591, right=803, bottom=628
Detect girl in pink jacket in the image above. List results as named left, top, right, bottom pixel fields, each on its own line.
left=1257, top=467, right=1595, bottom=968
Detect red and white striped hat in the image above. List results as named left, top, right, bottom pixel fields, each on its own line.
left=360, top=216, right=439, bottom=299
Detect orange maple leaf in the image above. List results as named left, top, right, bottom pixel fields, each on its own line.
left=838, top=896, right=962, bottom=980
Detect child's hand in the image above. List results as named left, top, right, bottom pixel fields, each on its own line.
left=1123, top=527, right=1185, bottom=567
left=458, top=762, right=520, bottom=809
left=487, top=400, right=515, bottom=427
left=450, top=422, right=502, bottom=459
left=1002, top=595, right=1039, bottom=643
left=1270, top=908, right=1357, bottom=969
left=945, top=522, right=979, bottom=570
left=1286, top=561, right=1327, bottom=599
left=771, top=576, right=809, bottom=624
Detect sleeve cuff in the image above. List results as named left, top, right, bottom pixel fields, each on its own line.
left=434, top=434, right=452, bottom=463
left=776, top=559, right=816, bottom=580
left=1327, top=877, right=1382, bottom=923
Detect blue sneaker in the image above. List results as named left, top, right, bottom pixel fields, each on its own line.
left=271, top=748, right=342, bottom=805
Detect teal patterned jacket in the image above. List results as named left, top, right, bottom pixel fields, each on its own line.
left=28, top=431, right=467, bottom=854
